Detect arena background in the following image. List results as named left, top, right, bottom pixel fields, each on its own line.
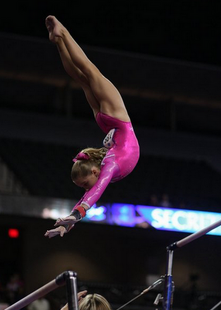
left=0, top=1, right=221, bottom=310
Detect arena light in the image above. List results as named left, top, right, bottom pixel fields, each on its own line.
left=8, top=228, right=20, bottom=238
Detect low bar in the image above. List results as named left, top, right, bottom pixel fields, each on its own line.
left=65, top=271, right=79, bottom=310
left=5, top=272, right=68, bottom=310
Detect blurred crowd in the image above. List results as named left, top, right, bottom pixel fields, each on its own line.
left=0, top=273, right=50, bottom=310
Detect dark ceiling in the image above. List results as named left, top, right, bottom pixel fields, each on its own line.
left=1, top=0, right=221, bottom=138
left=0, top=0, right=221, bottom=66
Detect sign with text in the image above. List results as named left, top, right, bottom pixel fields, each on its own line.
left=84, top=204, right=221, bottom=236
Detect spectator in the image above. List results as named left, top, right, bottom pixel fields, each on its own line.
left=6, top=273, right=24, bottom=304
left=160, top=194, right=172, bottom=208
left=149, top=194, right=159, bottom=206
left=28, top=298, right=50, bottom=310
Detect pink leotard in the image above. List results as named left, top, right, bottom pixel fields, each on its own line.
left=72, top=112, right=140, bottom=210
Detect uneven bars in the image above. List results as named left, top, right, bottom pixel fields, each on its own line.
left=116, top=278, right=164, bottom=310
left=210, top=300, right=221, bottom=310
left=163, top=218, right=221, bottom=310
left=5, top=272, right=67, bottom=310
left=168, top=219, right=221, bottom=250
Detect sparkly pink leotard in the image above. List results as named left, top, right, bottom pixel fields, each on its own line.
left=72, top=112, right=140, bottom=210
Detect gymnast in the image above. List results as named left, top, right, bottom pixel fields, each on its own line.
left=61, top=292, right=112, bottom=310
left=44, top=15, right=140, bottom=238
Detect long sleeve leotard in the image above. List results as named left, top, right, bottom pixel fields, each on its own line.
left=72, top=112, right=140, bottom=210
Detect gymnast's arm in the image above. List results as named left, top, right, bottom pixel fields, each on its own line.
left=59, top=157, right=118, bottom=223
left=44, top=158, right=118, bottom=238
left=77, top=159, right=118, bottom=211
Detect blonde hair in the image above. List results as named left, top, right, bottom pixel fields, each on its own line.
left=79, top=294, right=111, bottom=310
left=71, top=147, right=107, bottom=181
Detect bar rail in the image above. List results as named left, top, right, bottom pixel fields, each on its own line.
left=5, top=271, right=78, bottom=310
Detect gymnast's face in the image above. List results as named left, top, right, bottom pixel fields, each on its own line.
left=73, top=166, right=100, bottom=191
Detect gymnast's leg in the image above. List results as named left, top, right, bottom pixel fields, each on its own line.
left=45, top=15, right=130, bottom=121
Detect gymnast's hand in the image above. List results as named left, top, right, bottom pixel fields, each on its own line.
left=44, top=226, right=67, bottom=238
left=77, top=290, right=88, bottom=305
left=54, top=215, right=79, bottom=227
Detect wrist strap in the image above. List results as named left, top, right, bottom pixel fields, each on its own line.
left=73, top=205, right=86, bottom=218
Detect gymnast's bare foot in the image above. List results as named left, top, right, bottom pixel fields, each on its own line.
left=45, top=15, right=67, bottom=43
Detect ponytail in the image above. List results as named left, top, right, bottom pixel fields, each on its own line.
left=71, top=147, right=107, bottom=180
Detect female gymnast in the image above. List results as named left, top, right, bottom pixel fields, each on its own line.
left=44, top=15, right=140, bottom=238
